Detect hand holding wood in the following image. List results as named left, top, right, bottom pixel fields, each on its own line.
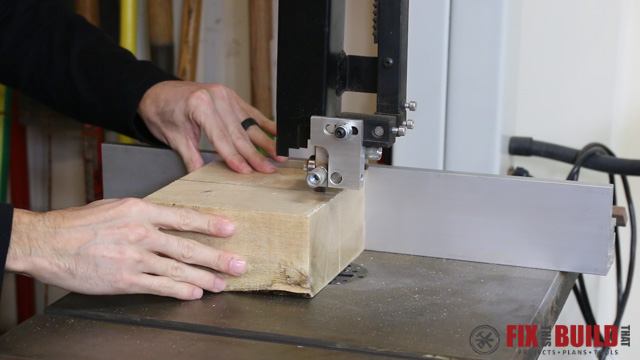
left=138, top=80, right=287, bottom=174
left=6, top=198, right=246, bottom=300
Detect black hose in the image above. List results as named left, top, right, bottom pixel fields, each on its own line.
left=509, top=137, right=640, bottom=175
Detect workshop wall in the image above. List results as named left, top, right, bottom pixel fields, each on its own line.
left=511, top=1, right=640, bottom=359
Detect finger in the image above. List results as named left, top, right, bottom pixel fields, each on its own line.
left=134, top=274, right=204, bottom=300
left=149, top=231, right=247, bottom=276
left=210, top=96, right=275, bottom=173
left=246, top=126, right=287, bottom=163
left=141, top=254, right=227, bottom=293
left=149, top=204, right=235, bottom=237
left=174, top=140, right=205, bottom=173
left=167, top=123, right=205, bottom=173
left=229, top=98, right=286, bottom=163
left=235, top=97, right=277, bottom=136
left=246, top=126, right=278, bottom=160
left=194, top=103, right=253, bottom=174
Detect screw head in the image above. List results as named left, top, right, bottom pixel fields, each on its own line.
left=373, top=126, right=384, bottom=137
left=393, top=126, right=407, bottom=137
left=403, top=119, right=415, bottom=129
left=382, top=57, right=394, bottom=69
left=306, top=167, right=327, bottom=188
left=307, top=173, right=321, bottom=186
left=404, top=101, right=417, bottom=111
left=330, top=172, right=343, bottom=184
left=334, top=123, right=352, bottom=140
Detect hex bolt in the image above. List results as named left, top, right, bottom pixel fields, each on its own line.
left=404, top=101, right=418, bottom=111
left=382, top=57, right=394, bottom=68
left=306, top=167, right=327, bottom=188
left=373, top=126, right=385, bottom=137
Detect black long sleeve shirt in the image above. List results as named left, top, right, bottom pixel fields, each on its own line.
left=0, top=0, right=178, bottom=292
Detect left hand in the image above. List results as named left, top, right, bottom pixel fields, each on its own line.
left=6, top=198, right=246, bottom=300
left=138, top=80, right=287, bottom=174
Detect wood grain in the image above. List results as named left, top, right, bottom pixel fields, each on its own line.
left=249, top=0, right=273, bottom=118
left=177, top=0, right=202, bottom=81
left=145, top=162, right=365, bottom=297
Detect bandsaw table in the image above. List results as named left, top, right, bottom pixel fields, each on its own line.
left=0, top=145, right=589, bottom=359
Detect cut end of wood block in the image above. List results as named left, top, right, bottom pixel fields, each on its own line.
left=146, top=162, right=365, bottom=297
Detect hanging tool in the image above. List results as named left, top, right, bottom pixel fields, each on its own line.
left=75, top=0, right=104, bottom=203
left=147, top=0, right=175, bottom=75
left=249, top=0, right=273, bottom=118
left=118, top=0, right=137, bottom=144
left=178, top=0, right=202, bottom=81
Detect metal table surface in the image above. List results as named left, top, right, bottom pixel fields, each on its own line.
left=0, top=251, right=577, bottom=359
left=0, top=315, right=363, bottom=360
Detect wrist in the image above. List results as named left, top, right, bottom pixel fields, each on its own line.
left=136, top=80, right=174, bottom=146
left=6, top=209, right=45, bottom=275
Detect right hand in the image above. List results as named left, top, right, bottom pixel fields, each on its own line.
left=6, top=198, right=246, bottom=300
left=138, top=81, right=287, bottom=174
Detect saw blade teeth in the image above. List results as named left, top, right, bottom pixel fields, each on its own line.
left=373, top=0, right=379, bottom=44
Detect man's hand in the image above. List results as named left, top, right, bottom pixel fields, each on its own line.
left=138, top=81, right=287, bottom=174
left=6, top=198, right=246, bottom=300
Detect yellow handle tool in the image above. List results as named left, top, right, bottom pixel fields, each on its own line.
left=119, top=0, right=137, bottom=144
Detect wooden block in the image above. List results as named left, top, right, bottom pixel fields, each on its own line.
left=145, top=162, right=365, bottom=297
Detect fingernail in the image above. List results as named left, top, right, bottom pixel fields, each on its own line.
left=230, top=258, right=247, bottom=275
left=214, top=276, right=227, bottom=292
left=240, top=162, right=252, bottom=173
left=220, top=220, right=235, bottom=236
left=263, top=160, right=276, bottom=172
left=192, top=287, right=203, bottom=299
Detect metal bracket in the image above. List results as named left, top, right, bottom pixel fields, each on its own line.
left=307, top=116, right=365, bottom=190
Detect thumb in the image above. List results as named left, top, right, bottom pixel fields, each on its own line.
left=175, top=142, right=204, bottom=173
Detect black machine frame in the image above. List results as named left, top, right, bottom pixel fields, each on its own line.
left=276, top=0, right=410, bottom=156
